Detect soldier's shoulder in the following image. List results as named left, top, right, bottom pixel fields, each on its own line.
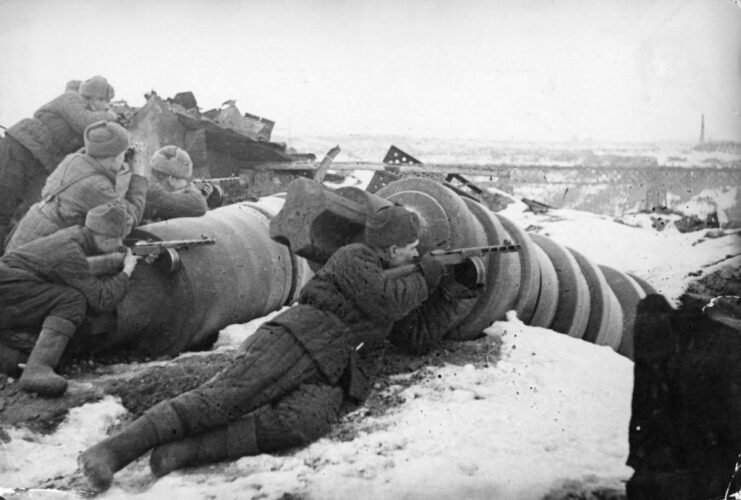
left=21, top=226, right=85, bottom=255
left=145, top=180, right=167, bottom=195
left=335, top=242, right=374, bottom=258
left=57, top=91, right=86, bottom=107
left=329, top=242, right=380, bottom=269
left=36, top=92, right=73, bottom=111
left=51, top=225, right=86, bottom=246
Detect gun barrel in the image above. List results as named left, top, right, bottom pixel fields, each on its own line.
left=429, top=243, right=520, bottom=257
left=193, top=177, right=241, bottom=183
left=131, top=238, right=215, bottom=247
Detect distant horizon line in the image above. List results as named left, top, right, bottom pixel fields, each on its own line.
left=273, top=132, right=740, bottom=146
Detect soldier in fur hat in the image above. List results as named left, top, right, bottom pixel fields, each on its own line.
left=0, top=76, right=119, bottom=251
left=143, top=145, right=210, bottom=222
left=5, top=121, right=148, bottom=252
left=0, top=201, right=139, bottom=396
left=80, top=204, right=482, bottom=491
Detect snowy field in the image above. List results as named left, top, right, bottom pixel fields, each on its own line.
left=1, top=170, right=740, bottom=500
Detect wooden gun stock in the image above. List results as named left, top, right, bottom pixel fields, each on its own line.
left=87, top=252, right=125, bottom=276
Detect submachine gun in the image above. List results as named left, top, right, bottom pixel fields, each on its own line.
left=385, top=242, right=522, bottom=288
left=88, top=236, right=216, bottom=276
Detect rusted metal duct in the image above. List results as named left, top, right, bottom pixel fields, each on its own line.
left=84, top=198, right=311, bottom=356
left=271, top=177, right=657, bottom=360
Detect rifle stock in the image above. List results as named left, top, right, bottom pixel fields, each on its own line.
left=88, top=252, right=125, bottom=276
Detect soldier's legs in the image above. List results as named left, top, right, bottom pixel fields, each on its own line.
left=166, top=322, right=325, bottom=434
left=256, top=382, right=345, bottom=451
left=0, top=278, right=87, bottom=331
left=80, top=323, right=325, bottom=492
left=150, top=383, right=345, bottom=476
left=0, top=278, right=86, bottom=382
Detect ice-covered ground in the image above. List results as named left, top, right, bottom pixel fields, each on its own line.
left=1, top=170, right=739, bottom=500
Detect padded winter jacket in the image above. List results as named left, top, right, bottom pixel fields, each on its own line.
left=0, top=226, right=129, bottom=314
left=143, top=182, right=207, bottom=221
left=275, top=242, right=430, bottom=399
left=6, top=92, right=112, bottom=172
left=5, top=152, right=147, bottom=251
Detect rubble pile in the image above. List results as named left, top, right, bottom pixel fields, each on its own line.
left=114, top=91, right=317, bottom=202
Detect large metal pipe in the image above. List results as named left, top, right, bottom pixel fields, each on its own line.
left=78, top=175, right=652, bottom=361
left=271, top=177, right=656, bottom=360
left=83, top=198, right=311, bottom=356
left=449, top=199, right=521, bottom=339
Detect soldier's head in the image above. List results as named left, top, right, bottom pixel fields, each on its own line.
left=150, top=146, right=193, bottom=192
left=80, top=75, right=115, bottom=111
left=84, top=121, right=130, bottom=170
left=85, top=201, right=133, bottom=253
left=365, top=204, right=421, bottom=267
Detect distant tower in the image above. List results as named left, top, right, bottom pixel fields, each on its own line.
left=698, top=114, right=706, bottom=145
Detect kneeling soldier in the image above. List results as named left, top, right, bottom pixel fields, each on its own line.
left=0, top=201, right=139, bottom=396
left=79, top=204, right=482, bottom=491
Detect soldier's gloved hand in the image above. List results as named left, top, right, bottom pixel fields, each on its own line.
left=105, top=109, right=119, bottom=122
left=122, top=248, right=139, bottom=278
left=417, top=255, right=446, bottom=290
left=129, top=150, right=150, bottom=177
left=199, top=182, right=214, bottom=198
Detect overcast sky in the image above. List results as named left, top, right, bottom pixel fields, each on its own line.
left=1, top=0, right=739, bottom=142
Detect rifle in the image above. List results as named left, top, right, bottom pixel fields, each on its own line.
left=192, top=176, right=242, bottom=184
left=88, top=237, right=216, bottom=275
left=130, top=237, right=215, bottom=257
left=385, top=242, right=521, bottom=286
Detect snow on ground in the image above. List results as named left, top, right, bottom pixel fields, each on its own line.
left=1, top=171, right=739, bottom=499
left=1, top=313, right=633, bottom=500
left=0, top=398, right=127, bottom=490
left=499, top=204, right=740, bottom=302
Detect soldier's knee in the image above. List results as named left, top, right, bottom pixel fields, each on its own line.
left=254, top=384, right=345, bottom=453
left=49, top=289, right=87, bottom=327
left=276, top=384, right=344, bottom=441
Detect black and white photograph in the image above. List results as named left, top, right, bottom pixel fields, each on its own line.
left=0, top=1, right=740, bottom=499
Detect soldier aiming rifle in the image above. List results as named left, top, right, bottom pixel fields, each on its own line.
left=88, top=236, right=216, bottom=275
left=385, top=242, right=521, bottom=287
left=79, top=203, right=488, bottom=491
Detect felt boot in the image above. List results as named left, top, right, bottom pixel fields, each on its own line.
left=18, top=317, right=75, bottom=396
left=79, top=400, right=184, bottom=492
left=150, top=413, right=259, bottom=477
